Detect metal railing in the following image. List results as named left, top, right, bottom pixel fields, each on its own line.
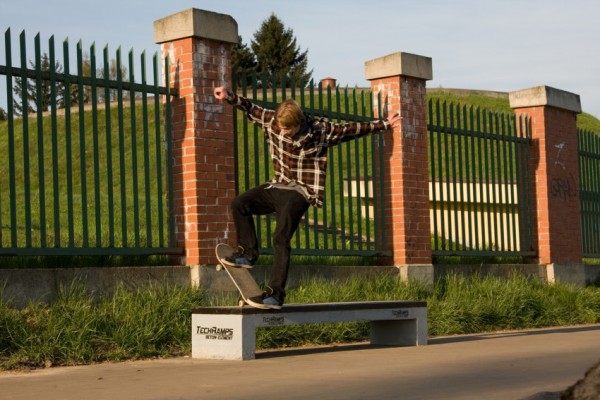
left=579, top=128, right=600, bottom=257
left=0, top=29, right=179, bottom=256
left=427, top=99, right=535, bottom=257
left=1, top=29, right=552, bottom=261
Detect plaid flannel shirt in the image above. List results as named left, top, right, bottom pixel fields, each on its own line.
left=226, top=91, right=391, bottom=208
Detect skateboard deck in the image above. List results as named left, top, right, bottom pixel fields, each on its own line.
left=215, top=244, right=265, bottom=308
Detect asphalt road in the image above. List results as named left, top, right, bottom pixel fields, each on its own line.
left=1, top=325, right=599, bottom=400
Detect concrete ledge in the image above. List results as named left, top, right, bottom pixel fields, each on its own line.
left=508, top=85, right=581, bottom=113
left=365, top=52, right=433, bottom=81
left=192, top=301, right=428, bottom=360
left=154, top=8, right=238, bottom=44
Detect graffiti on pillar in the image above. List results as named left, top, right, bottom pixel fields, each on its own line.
left=549, top=142, right=577, bottom=201
left=553, top=142, right=566, bottom=170
left=550, top=172, right=577, bottom=201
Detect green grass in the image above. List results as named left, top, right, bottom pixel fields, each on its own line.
left=1, top=273, right=599, bottom=370
left=428, top=90, right=600, bottom=132
left=0, top=281, right=204, bottom=369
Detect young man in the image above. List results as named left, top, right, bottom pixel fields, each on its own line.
left=213, top=86, right=401, bottom=309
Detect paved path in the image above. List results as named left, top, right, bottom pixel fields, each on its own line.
left=1, top=325, right=599, bottom=400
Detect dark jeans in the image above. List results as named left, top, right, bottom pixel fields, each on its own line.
left=231, top=184, right=310, bottom=302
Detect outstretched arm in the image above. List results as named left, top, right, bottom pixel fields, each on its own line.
left=318, top=113, right=403, bottom=146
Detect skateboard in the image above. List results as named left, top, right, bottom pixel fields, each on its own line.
left=215, top=243, right=266, bottom=309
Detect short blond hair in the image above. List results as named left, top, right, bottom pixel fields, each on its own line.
left=275, top=99, right=304, bottom=128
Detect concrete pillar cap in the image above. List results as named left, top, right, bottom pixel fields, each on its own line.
left=154, top=8, right=238, bottom=44
left=365, top=52, right=433, bottom=81
left=509, top=85, right=581, bottom=113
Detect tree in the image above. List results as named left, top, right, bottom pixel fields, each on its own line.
left=13, top=53, right=66, bottom=114
left=10, top=51, right=128, bottom=114
left=250, top=13, right=312, bottom=87
left=0, top=107, right=6, bottom=121
left=232, top=35, right=257, bottom=88
left=96, top=58, right=129, bottom=103
left=12, top=52, right=96, bottom=115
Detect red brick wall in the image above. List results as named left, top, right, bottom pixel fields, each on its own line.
left=163, top=37, right=236, bottom=266
left=371, top=76, right=432, bottom=265
left=514, top=105, right=582, bottom=264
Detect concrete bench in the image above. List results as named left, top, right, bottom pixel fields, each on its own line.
left=191, top=301, right=428, bottom=360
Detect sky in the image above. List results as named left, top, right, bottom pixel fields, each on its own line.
left=1, top=0, right=600, bottom=118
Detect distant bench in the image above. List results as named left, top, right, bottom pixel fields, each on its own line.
left=191, top=301, right=428, bottom=360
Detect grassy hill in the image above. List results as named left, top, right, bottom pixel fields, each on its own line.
left=427, top=88, right=600, bottom=132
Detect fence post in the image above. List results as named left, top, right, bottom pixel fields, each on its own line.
left=154, top=9, right=238, bottom=266
left=509, top=85, right=586, bottom=284
left=365, top=52, right=434, bottom=283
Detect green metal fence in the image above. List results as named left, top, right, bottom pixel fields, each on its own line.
left=427, top=99, right=535, bottom=257
left=0, top=29, right=179, bottom=256
left=579, top=128, right=600, bottom=257
left=0, top=30, right=547, bottom=261
left=233, top=72, right=387, bottom=257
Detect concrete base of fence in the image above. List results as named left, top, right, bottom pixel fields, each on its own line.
left=0, top=265, right=399, bottom=309
left=1, top=263, right=599, bottom=309
left=398, top=264, right=434, bottom=285
left=0, top=266, right=192, bottom=309
left=545, top=263, right=589, bottom=286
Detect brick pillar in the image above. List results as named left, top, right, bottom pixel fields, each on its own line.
left=365, top=52, right=433, bottom=282
left=509, top=85, right=585, bottom=284
left=154, top=9, right=238, bottom=266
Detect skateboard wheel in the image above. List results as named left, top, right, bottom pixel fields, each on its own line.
left=238, top=300, right=245, bottom=307
left=216, top=264, right=223, bottom=271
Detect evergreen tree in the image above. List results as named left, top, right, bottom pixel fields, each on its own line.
left=0, top=107, right=6, bottom=121
left=13, top=53, right=64, bottom=114
left=232, top=35, right=257, bottom=88
left=250, top=13, right=312, bottom=87
left=12, top=52, right=93, bottom=115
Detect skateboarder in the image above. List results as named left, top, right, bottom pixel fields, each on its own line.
left=213, top=86, right=401, bottom=309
